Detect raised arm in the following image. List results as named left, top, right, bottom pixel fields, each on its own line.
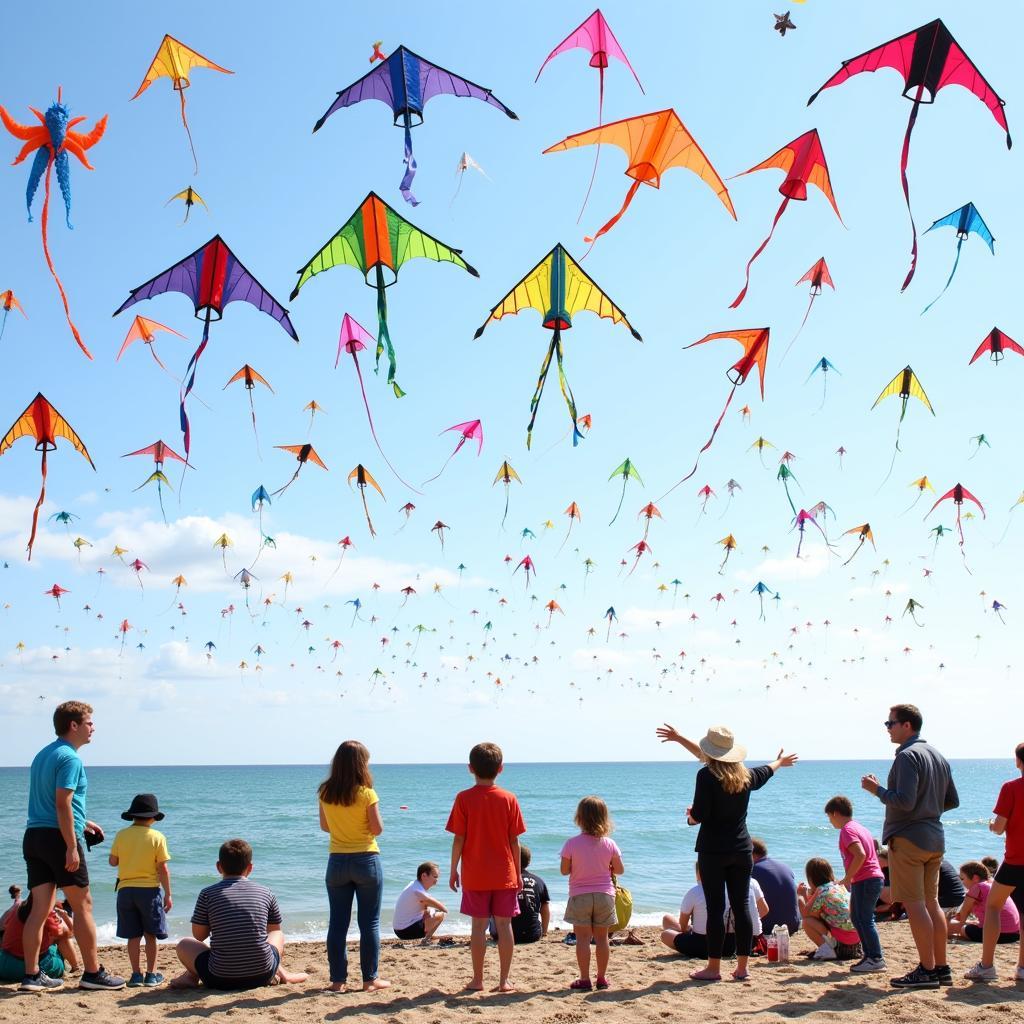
left=656, top=723, right=704, bottom=760
left=768, top=749, right=798, bottom=771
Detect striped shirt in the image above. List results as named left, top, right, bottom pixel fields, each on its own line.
left=192, top=877, right=281, bottom=978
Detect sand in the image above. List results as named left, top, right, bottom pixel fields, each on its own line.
left=1, top=924, right=1021, bottom=1021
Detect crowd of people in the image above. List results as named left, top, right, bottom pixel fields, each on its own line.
left=3, top=700, right=1023, bottom=996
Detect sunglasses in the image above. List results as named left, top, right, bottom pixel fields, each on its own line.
left=882, top=720, right=902, bottom=728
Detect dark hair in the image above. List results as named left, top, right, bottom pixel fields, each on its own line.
left=17, top=894, right=33, bottom=924
left=219, top=839, right=253, bottom=875
left=469, top=742, right=503, bottom=780
left=805, top=857, right=835, bottom=888
left=981, top=856, right=999, bottom=875
left=575, top=796, right=611, bottom=837
left=53, top=701, right=92, bottom=736
left=319, top=740, right=373, bottom=806
left=889, top=703, right=923, bottom=732
left=416, top=861, right=439, bottom=882
left=520, top=844, right=532, bottom=870
left=8, top=885, right=20, bottom=900
left=824, top=795, right=853, bottom=817
left=1015, top=742, right=1024, bottom=764
left=960, top=860, right=989, bottom=881
left=751, top=837, right=767, bottom=858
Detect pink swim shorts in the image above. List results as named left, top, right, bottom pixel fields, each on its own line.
left=460, top=888, right=520, bottom=919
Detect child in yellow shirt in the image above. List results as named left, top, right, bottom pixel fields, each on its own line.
left=109, top=794, right=171, bottom=987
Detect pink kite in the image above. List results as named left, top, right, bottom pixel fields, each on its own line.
left=423, top=419, right=482, bottom=485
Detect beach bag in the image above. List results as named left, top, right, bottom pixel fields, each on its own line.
left=835, top=939, right=863, bottom=961
left=612, top=878, right=632, bottom=932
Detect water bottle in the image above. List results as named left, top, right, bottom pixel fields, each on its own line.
left=774, top=924, right=790, bottom=963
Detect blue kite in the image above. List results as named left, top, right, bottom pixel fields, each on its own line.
left=751, top=581, right=775, bottom=621
left=921, top=203, right=994, bottom=314
left=805, top=356, right=841, bottom=410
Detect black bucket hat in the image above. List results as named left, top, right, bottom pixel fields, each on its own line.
left=121, top=793, right=165, bottom=821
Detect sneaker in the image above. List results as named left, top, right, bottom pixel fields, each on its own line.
left=562, top=933, right=577, bottom=946
left=80, top=965, right=127, bottom=990
left=850, top=957, right=887, bottom=973
left=19, top=971, right=64, bottom=993
left=144, top=972, right=165, bottom=987
left=963, top=962, right=997, bottom=982
left=891, top=965, right=940, bottom=989
left=127, top=972, right=146, bottom=988
left=1015, top=966, right=1024, bottom=982
left=933, top=964, right=952, bottom=987
left=812, top=942, right=837, bottom=961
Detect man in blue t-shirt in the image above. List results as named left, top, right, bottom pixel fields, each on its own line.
left=20, top=701, right=124, bottom=993
left=750, top=837, right=801, bottom=935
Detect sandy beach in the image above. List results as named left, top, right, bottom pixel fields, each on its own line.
left=1, top=924, right=1021, bottom=1022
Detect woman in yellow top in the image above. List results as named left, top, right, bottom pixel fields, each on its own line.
left=319, top=740, right=389, bottom=993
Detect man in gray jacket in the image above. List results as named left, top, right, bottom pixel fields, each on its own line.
left=862, top=703, right=959, bottom=991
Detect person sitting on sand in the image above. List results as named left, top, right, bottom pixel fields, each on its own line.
left=0, top=885, right=21, bottom=941
left=491, top=845, right=550, bottom=945
left=751, top=839, right=800, bottom=935
left=393, top=862, right=448, bottom=944
left=948, top=861, right=1020, bottom=945
left=172, top=839, right=306, bottom=991
left=798, top=858, right=862, bottom=961
left=0, top=895, right=73, bottom=982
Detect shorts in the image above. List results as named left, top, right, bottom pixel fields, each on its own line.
left=994, top=861, right=1024, bottom=889
left=963, top=923, right=1019, bottom=943
left=0, top=945, right=65, bottom=983
left=195, top=946, right=280, bottom=991
left=564, top=892, right=617, bottom=928
left=116, top=886, right=168, bottom=939
left=887, top=836, right=941, bottom=903
left=394, top=919, right=426, bottom=940
left=23, top=827, right=89, bottom=890
left=672, top=931, right=736, bottom=958
left=460, top=889, right=519, bottom=919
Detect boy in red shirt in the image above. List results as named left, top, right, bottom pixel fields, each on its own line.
left=446, top=743, right=526, bottom=992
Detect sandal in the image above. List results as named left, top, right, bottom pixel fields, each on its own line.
left=570, top=978, right=592, bottom=990
left=624, top=929, right=645, bottom=946
left=596, top=976, right=611, bottom=990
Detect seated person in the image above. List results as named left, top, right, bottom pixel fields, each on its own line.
left=0, top=896, right=71, bottom=983
left=0, top=885, right=22, bottom=939
left=172, top=839, right=307, bottom=991
left=491, top=845, right=550, bottom=945
left=751, top=837, right=801, bottom=935
left=938, top=857, right=967, bottom=911
left=393, top=862, right=447, bottom=944
left=798, top=858, right=862, bottom=961
left=947, top=860, right=1020, bottom=944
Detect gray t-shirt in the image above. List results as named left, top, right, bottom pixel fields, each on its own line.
left=192, top=877, right=281, bottom=978
left=879, top=736, right=959, bottom=852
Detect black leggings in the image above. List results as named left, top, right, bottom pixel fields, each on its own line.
left=698, top=852, right=754, bottom=959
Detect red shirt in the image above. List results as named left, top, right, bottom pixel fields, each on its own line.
left=446, top=784, right=526, bottom=890
left=994, top=777, right=1024, bottom=864
left=1, top=909, right=62, bottom=959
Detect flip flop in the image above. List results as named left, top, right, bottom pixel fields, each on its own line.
left=596, top=976, right=611, bottom=990
left=570, top=978, right=593, bottom=990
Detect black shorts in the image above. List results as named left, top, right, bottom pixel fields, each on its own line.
left=23, top=828, right=89, bottom=889
left=195, top=947, right=280, bottom=991
left=672, top=931, right=736, bottom=958
left=394, top=919, right=426, bottom=940
left=994, top=861, right=1024, bottom=889
left=963, top=923, right=1019, bottom=943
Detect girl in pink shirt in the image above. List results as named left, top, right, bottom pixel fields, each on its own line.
left=560, top=797, right=624, bottom=992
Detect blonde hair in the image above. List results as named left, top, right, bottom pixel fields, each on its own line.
left=575, top=795, right=612, bottom=837
left=705, top=756, right=752, bottom=795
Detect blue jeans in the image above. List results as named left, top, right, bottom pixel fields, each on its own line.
left=850, top=877, right=884, bottom=959
left=326, top=852, right=383, bottom=983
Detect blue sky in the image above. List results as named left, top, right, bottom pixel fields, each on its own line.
left=1, top=1, right=1022, bottom=765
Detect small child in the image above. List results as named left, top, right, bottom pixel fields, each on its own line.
left=446, top=742, right=526, bottom=993
left=798, top=858, right=862, bottom=962
left=109, top=793, right=172, bottom=987
left=393, top=862, right=448, bottom=944
left=560, top=796, right=624, bottom=991
left=948, top=861, right=1020, bottom=944
left=824, top=795, right=886, bottom=972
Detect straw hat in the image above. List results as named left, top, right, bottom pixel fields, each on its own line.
left=699, top=726, right=747, bottom=763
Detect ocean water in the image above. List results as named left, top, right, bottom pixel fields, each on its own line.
left=0, top=759, right=1011, bottom=943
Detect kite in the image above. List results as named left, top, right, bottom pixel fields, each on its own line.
left=751, top=581, right=775, bottom=621
left=349, top=464, right=385, bottom=538
left=45, top=584, right=69, bottom=611
left=717, top=534, right=737, bottom=574
left=303, top=400, right=325, bottom=434
left=165, top=185, right=208, bottom=223
left=791, top=508, right=830, bottom=558
left=659, top=329, right=770, bottom=499
left=213, top=533, right=233, bottom=572
left=115, top=236, right=297, bottom=467
left=475, top=243, right=641, bottom=447
left=535, top=9, right=644, bottom=220
left=292, top=192, right=476, bottom=398
left=0, top=393, right=95, bottom=560
left=71, top=537, right=90, bottom=561
left=774, top=12, right=796, bottom=36
left=543, top=109, right=735, bottom=251
left=782, top=257, right=834, bottom=361
left=836, top=446, right=847, bottom=468
left=806, top=356, right=840, bottom=410
left=968, top=434, right=990, bottom=460
left=921, top=203, right=994, bottom=314
left=273, top=444, right=327, bottom=496
left=969, top=328, right=1024, bottom=365
left=122, top=439, right=187, bottom=524
left=49, top=510, right=77, bottom=532
left=559, top=502, right=582, bottom=553
left=312, top=45, right=517, bottom=205
left=398, top=502, right=416, bottom=531
left=721, top=479, right=742, bottom=517
left=808, top=18, right=1011, bottom=291
left=370, top=41, right=387, bottom=63
left=493, top=461, right=521, bottom=529
left=514, top=555, right=536, bottom=588
left=638, top=501, right=661, bottom=542
left=842, top=523, right=876, bottom=566
left=224, top=364, right=274, bottom=457
left=0, top=289, right=27, bottom=341
left=431, top=520, right=449, bottom=552
left=132, top=35, right=233, bottom=173
left=604, top=606, right=618, bottom=641
left=626, top=539, right=651, bottom=576
left=424, top=419, right=482, bottom=485
left=451, top=152, right=489, bottom=205
left=749, top=436, right=776, bottom=468
left=128, top=558, right=149, bottom=593
left=116, top=316, right=186, bottom=375
left=730, top=130, right=841, bottom=308
left=0, top=89, right=107, bottom=357
left=996, top=492, right=1024, bottom=545
left=871, top=365, right=935, bottom=484
left=991, top=600, right=1008, bottom=624
left=696, top=484, right=716, bottom=518
left=608, top=458, right=642, bottom=526
left=903, top=475, right=934, bottom=514
left=777, top=464, right=800, bottom=516
left=903, top=598, right=925, bottom=627
left=927, top=482, right=985, bottom=566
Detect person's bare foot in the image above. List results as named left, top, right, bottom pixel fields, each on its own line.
left=363, top=978, right=391, bottom=991
left=689, top=968, right=721, bottom=981
left=464, top=979, right=485, bottom=991
left=326, top=982, right=348, bottom=993
left=277, top=969, right=308, bottom=984
left=492, top=981, right=515, bottom=992
left=169, top=972, right=201, bottom=989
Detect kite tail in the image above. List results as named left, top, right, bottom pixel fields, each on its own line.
left=780, top=294, right=815, bottom=364
left=27, top=448, right=47, bottom=560
left=373, top=276, right=405, bottom=397
left=41, top=155, right=92, bottom=359
left=179, top=88, right=199, bottom=176
left=576, top=68, right=605, bottom=224
left=557, top=522, right=573, bottom=555
left=361, top=488, right=377, bottom=538
left=609, top=479, right=628, bottom=527
left=921, top=236, right=963, bottom=315
left=842, top=539, right=864, bottom=567
left=0, top=308, right=7, bottom=341
left=248, top=391, right=262, bottom=460
left=731, top=196, right=790, bottom=308
left=552, top=332, right=584, bottom=446
left=501, top=488, right=510, bottom=530
left=180, top=314, right=211, bottom=472
left=423, top=440, right=464, bottom=486
left=583, top=178, right=642, bottom=252
left=899, top=98, right=922, bottom=292
left=272, top=467, right=301, bottom=498
left=655, top=384, right=738, bottom=503
left=351, top=353, right=420, bottom=492
left=526, top=334, right=558, bottom=450
left=157, top=477, right=167, bottom=525
left=782, top=480, right=797, bottom=517
left=995, top=512, right=1016, bottom=546
left=818, top=372, right=828, bottom=413
left=400, top=121, right=420, bottom=206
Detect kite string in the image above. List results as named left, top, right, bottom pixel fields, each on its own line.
left=899, top=94, right=923, bottom=292
left=921, top=236, right=963, bottom=315
left=730, top=195, right=790, bottom=308
left=780, top=293, right=815, bottom=364
left=576, top=66, right=605, bottom=224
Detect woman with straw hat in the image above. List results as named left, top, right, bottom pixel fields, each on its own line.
left=657, top=724, right=798, bottom=982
